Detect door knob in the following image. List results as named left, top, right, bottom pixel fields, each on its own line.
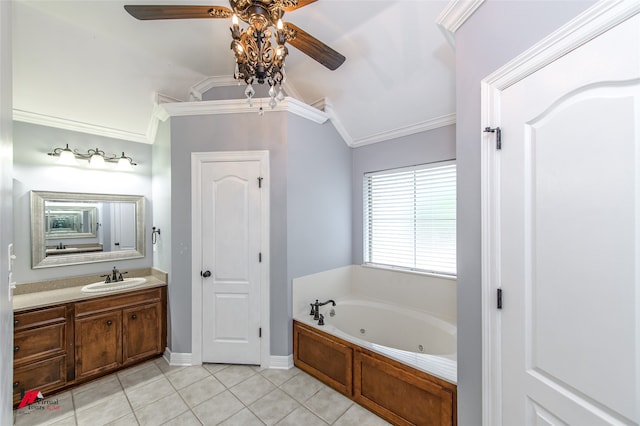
left=201, top=270, right=212, bottom=278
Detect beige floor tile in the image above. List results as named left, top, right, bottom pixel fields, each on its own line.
left=333, top=404, right=390, bottom=426
left=213, top=365, right=257, bottom=388
left=304, top=387, right=353, bottom=424
left=279, top=372, right=324, bottom=403
left=249, top=389, right=300, bottom=426
left=202, top=363, right=230, bottom=375
left=276, top=406, right=329, bottom=426
left=259, top=367, right=301, bottom=386
left=117, top=362, right=164, bottom=390
left=153, top=357, right=186, bottom=375
left=124, top=376, right=176, bottom=410
left=76, top=392, right=132, bottom=426
left=133, top=393, right=189, bottom=426
left=229, top=374, right=276, bottom=405
left=104, top=413, right=139, bottom=426
left=49, top=416, right=78, bottom=426
left=160, top=410, right=202, bottom=426
left=218, top=408, right=264, bottom=426
left=14, top=391, right=75, bottom=426
left=73, top=376, right=123, bottom=412
left=165, top=366, right=211, bottom=390
left=178, top=376, right=226, bottom=408
left=192, top=390, right=244, bottom=426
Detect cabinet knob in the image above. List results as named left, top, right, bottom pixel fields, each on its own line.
left=106, top=320, right=113, bottom=326
left=13, top=319, right=18, bottom=326
left=13, top=346, right=19, bottom=353
left=13, top=382, right=19, bottom=388
left=131, top=314, right=137, bottom=320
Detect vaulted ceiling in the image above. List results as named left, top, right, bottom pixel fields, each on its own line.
left=13, top=0, right=458, bottom=147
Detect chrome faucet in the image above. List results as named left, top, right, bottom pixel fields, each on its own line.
left=310, top=299, right=336, bottom=320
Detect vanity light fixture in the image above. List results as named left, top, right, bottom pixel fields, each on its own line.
left=48, top=145, right=137, bottom=170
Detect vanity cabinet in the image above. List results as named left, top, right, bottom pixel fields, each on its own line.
left=74, top=287, right=166, bottom=381
left=12, top=305, right=74, bottom=406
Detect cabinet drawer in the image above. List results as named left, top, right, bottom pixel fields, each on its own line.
left=14, top=306, right=66, bottom=331
left=14, top=323, right=65, bottom=364
left=75, top=288, right=162, bottom=317
left=13, top=355, right=66, bottom=405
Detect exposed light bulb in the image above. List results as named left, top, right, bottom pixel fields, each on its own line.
left=277, top=19, right=283, bottom=30
left=232, top=14, right=239, bottom=26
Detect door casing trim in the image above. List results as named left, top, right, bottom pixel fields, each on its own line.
left=480, top=2, right=640, bottom=425
left=191, top=150, right=271, bottom=368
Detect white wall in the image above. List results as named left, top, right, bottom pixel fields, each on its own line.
left=0, top=1, right=13, bottom=421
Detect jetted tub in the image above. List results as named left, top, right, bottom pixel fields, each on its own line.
left=296, top=298, right=457, bottom=384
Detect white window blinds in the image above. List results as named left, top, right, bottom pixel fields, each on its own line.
left=364, top=161, right=456, bottom=276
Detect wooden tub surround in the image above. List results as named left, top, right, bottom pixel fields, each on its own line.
left=293, top=320, right=457, bottom=426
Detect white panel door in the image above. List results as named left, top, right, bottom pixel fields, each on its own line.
left=493, top=13, right=639, bottom=426
left=111, top=202, right=136, bottom=251
left=201, top=160, right=262, bottom=364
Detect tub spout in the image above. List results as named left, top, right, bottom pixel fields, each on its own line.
left=312, top=299, right=336, bottom=320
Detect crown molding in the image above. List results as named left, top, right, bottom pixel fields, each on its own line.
left=436, top=0, right=485, bottom=46
left=350, top=113, right=456, bottom=148
left=189, top=76, right=238, bottom=100
left=157, top=97, right=328, bottom=124
left=311, top=98, right=354, bottom=146
left=189, top=75, right=304, bottom=102
left=12, top=109, right=151, bottom=144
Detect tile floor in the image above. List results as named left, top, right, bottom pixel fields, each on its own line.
left=14, top=357, right=390, bottom=426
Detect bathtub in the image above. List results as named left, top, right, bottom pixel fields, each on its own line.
left=295, top=298, right=457, bottom=384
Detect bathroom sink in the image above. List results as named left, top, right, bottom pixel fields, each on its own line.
left=81, top=277, right=147, bottom=293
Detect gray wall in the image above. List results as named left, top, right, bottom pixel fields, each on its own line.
left=352, top=124, right=456, bottom=263
left=454, top=1, right=596, bottom=423
left=12, top=122, right=153, bottom=283
left=168, top=111, right=290, bottom=355
left=286, top=113, right=353, bottom=352
left=0, top=1, right=13, bottom=421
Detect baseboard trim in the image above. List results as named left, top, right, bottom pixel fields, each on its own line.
left=269, top=355, right=294, bottom=370
left=163, top=348, right=293, bottom=369
left=163, top=348, right=194, bottom=366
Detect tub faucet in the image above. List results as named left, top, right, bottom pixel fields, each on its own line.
left=312, top=299, right=336, bottom=320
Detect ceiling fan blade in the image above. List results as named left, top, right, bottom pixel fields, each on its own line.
left=282, top=0, right=318, bottom=12
left=124, top=5, right=233, bottom=20
left=284, top=22, right=345, bottom=70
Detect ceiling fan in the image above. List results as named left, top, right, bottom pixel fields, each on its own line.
left=124, top=1, right=346, bottom=75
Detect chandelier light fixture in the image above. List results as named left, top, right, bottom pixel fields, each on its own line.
left=48, top=144, right=137, bottom=171
left=229, top=4, right=288, bottom=109
left=124, top=1, right=347, bottom=110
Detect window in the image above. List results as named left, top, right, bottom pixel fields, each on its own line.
left=363, top=161, right=456, bottom=276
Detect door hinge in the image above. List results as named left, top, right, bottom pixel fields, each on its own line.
left=259, top=252, right=262, bottom=263
left=258, top=177, right=263, bottom=188
left=484, top=126, right=502, bottom=150
left=497, top=288, right=503, bottom=309
left=259, top=327, right=262, bottom=338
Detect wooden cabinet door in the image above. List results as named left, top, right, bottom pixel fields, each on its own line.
left=75, top=310, right=122, bottom=380
left=123, top=303, right=161, bottom=364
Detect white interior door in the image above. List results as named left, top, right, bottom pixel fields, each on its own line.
left=111, top=202, right=136, bottom=251
left=201, top=159, right=262, bottom=365
left=485, top=9, right=639, bottom=426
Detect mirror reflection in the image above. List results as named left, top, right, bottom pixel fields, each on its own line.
left=31, top=191, right=145, bottom=268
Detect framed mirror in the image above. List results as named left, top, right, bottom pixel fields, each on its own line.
left=31, top=191, right=145, bottom=268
